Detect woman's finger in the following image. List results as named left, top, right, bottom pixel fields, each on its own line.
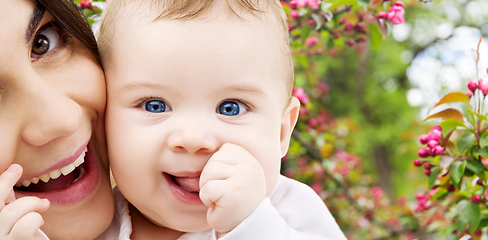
left=8, top=212, right=44, bottom=240
left=0, top=197, right=49, bottom=237
left=0, top=165, right=22, bottom=206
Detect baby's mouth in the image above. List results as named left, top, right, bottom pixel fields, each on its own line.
left=171, top=175, right=200, bottom=193
left=14, top=148, right=87, bottom=192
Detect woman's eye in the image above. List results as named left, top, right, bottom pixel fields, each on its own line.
left=144, top=100, right=169, bottom=113
left=218, top=101, right=247, bottom=116
left=31, top=27, right=60, bottom=57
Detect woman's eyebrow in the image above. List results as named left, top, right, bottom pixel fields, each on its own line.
left=25, top=7, right=45, bottom=43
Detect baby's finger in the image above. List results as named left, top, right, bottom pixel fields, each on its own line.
left=0, top=197, right=49, bottom=236
left=8, top=212, right=44, bottom=240
left=199, top=179, right=227, bottom=209
left=0, top=164, right=22, bottom=205
left=199, top=161, right=233, bottom=190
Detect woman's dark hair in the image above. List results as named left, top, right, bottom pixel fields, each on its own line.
left=37, top=0, right=101, bottom=66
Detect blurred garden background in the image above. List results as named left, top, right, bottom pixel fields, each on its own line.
left=81, top=0, right=488, bottom=239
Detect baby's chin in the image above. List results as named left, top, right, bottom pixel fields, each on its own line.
left=167, top=216, right=211, bottom=233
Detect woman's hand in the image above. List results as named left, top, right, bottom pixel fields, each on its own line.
left=0, top=164, right=50, bottom=240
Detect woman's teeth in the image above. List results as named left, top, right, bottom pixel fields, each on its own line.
left=16, top=148, right=87, bottom=188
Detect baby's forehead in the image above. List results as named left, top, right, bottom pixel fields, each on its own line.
left=99, top=0, right=293, bottom=98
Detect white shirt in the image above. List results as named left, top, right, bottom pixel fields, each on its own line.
left=96, top=175, right=347, bottom=240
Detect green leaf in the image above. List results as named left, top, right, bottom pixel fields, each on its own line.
left=300, top=25, right=311, bottom=44
left=320, top=2, right=333, bottom=11
left=480, top=133, right=488, bottom=147
left=479, top=214, right=488, bottom=228
left=431, top=188, right=448, bottom=200
left=295, top=55, right=309, bottom=68
left=429, top=166, right=441, bottom=188
left=475, top=112, right=488, bottom=121
left=474, top=147, right=488, bottom=158
left=440, top=119, right=466, bottom=135
left=466, top=160, right=486, bottom=174
left=449, top=161, right=466, bottom=189
left=479, top=172, right=487, bottom=181
left=456, top=134, right=475, bottom=153
left=368, top=24, right=382, bottom=50
left=465, top=108, right=476, bottom=127
left=457, top=200, right=481, bottom=233
left=329, top=0, right=358, bottom=9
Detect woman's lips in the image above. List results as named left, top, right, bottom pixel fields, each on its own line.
left=14, top=141, right=101, bottom=205
left=164, top=173, right=203, bottom=204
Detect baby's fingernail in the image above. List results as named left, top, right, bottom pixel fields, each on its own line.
left=8, top=164, right=20, bottom=173
left=42, top=199, right=50, bottom=204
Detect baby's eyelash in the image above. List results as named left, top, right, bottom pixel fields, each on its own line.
left=224, top=98, right=253, bottom=111
left=134, top=97, right=165, bottom=107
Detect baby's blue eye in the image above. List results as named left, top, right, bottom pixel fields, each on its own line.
left=218, top=101, right=246, bottom=116
left=144, top=100, right=167, bottom=113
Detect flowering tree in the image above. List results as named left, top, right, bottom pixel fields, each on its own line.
left=412, top=38, right=488, bottom=239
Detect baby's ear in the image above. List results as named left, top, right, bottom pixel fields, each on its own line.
left=280, top=97, right=300, bottom=157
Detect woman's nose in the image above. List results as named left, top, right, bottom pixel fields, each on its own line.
left=19, top=75, right=82, bottom=146
left=166, top=118, right=218, bottom=155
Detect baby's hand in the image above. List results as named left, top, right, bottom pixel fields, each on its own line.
left=199, top=143, right=266, bottom=236
left=0, top=164, right=50, bottom=240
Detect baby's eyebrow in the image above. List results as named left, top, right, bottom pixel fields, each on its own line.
left=217, top=85, right=263, bottom=95
left=116, top=82, right=175, bottom=94
left=25, top=6, right=45, bottom=43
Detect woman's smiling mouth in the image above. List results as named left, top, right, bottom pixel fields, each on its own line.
left=15, top=148, right=87, bottom=191
left=13, top=140, right=102, bottom=205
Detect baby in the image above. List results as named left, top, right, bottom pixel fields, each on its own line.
left=97, top=0, right=347, bottom=239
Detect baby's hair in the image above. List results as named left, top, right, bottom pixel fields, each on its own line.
left=98, top=0, right=294, bottom=99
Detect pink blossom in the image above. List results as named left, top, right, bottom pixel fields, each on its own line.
left=433, top=145, right=444, bottom=155
left=468, top=80, right=478, bottom=92
left=372, top=186, right=384, bottom=200
left=294, top=0, right=308, bottom=7
left=339, top=18, right=345, bottom=24
left=471, top=195, right=482, bottom=203
left=80, top=0, right=91, bottom=8
left=308, top=20, right=315, bottom=26
left=432, top=125, right=442, bottom=131
left=378, top=12, right=387, bottom=18
left=480, top=80, right=488, bottom=95
left=289, top=1, right=297, bottom=9
left=387, top=5, right=405, bottom=25
left=293, top=87, right=309, bottom=105
left=413, top=159, right=424, bottom=167
left=310, top=183, right=323, bottom=195
left=466, top=90, right=473, bottom=98
left=484, top=187, right=488, bottom=201
left=309, top=118, right=318, bottom=127
left=299, top=108, right=309, bottom=115
left=345, top=23, right=354, bottom=31
left=305, top=37, right=319, bottom=47
left=419, top=134, right=429, bottom=144
left=308, top=0, right=319, bottom=9
left=427, top=140, right=439, bottom=148
left=427, top=129, right=442, bottom=141
left=290, top=11, right=299, bottom=19
left=418, top=148, right=429, bottom=158
left=393, top=1, right=404, bottom=7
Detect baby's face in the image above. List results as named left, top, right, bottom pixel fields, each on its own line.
left=104, top=11, right=293, bottom=232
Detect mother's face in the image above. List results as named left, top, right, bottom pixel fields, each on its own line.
left=0, top=0, right=113, bottom=239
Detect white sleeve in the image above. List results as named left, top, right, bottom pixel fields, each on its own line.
left=37, top=229, right=50, bottom=240
left=218, top=176, right=347, bottom=240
